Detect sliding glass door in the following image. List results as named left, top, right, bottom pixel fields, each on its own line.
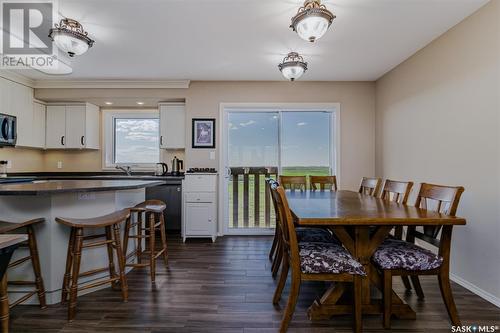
left=222, top=106, right=337, bottom=234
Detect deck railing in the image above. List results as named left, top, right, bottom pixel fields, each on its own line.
left=229, top=167, right=278, bottom=229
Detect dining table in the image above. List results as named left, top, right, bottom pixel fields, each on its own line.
left=286, top=190, right=466, bottom=321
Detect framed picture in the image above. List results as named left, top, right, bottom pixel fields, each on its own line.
left=192, top=118, right=215, bottom=148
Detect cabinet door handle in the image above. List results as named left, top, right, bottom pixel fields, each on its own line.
left=61, top=136, right=65, bottom=146
left=81, top=136, right=85, bottom=146
left=160, top=136, right=163, bottom=146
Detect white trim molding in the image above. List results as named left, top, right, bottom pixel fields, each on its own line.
left=0, top=70, right=35, bottom=87
left=450, top=273, right=500, bottom=308
left=0, top=70, right=191, bottom=89
left=33, top=80, right=191, bottom=89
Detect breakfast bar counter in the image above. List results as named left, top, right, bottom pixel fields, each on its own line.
left=0, top=179, right=164, bottom=195
left=0, top=179, right=162, bottom=305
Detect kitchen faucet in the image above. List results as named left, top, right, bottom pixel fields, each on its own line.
left=115, top=165, right=132, bottom=176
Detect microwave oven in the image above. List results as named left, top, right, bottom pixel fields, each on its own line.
left=0, top=113, right=16, bottom=147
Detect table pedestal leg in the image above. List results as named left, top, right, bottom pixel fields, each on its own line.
left=307, top=226, right=416, bottom=320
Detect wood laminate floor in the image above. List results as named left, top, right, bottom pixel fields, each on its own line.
left=9, top=236, right=500, bottom=332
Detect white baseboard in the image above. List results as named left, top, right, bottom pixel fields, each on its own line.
left=450, top=273, right=500, bottom=308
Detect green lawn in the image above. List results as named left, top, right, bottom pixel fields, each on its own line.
left=228, top=166, right=330, bottom=229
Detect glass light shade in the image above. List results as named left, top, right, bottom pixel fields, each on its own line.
left=296, top=15, right=330, bottom=42
left=53, top=32, right=89, bottom=57
left=281, top=65, right=305, bottom=81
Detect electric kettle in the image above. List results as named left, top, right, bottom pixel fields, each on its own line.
left=155, top=163, right=168, bottom=176
left=171, top=156, right=184, bottom=176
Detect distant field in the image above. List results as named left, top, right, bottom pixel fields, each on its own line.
left=281, top=166, right=330, bottom=177
left=228, top=166, right=331, bottom=229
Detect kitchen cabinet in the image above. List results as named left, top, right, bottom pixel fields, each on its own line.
left=0, top=77, right=45, bottom=148
left=159, top=103, right=185, bottom=149
left=31, top=102, right=46, bottom=149
left=45, top=106, right=66, bottom=148
left=46, top=103, right=100, bottom=149
left=182, top=174, right=217, bottom=242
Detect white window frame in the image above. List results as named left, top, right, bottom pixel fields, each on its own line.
left=218, top=102, right=341, bottom=236
left=102, top=109, right=160, bottom=170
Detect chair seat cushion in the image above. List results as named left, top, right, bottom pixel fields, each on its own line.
left=299, top=242, right=366, bottom=275
left=296, top=227, right=339, bottom=244
left=373, top=239, right=443, bottom=271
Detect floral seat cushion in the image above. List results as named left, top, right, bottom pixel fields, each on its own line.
left=296, top=227, right=340, bottom=244
left=299, top=242, right=366, bottom=275
left=373, top=239, right=443, bottom=271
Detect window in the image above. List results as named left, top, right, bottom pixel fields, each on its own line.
left=280, top=111, right=333, bottom=177
left=103, top=110, right=159, bottom=169
left=114, top=118, right=159, bottom=164
left=223, top=106, right=338, bottom=231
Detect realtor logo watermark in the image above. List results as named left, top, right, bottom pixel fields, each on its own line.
left=451, top=325, right=499, bottom=332
left=0, top=0, right=58, bottom=70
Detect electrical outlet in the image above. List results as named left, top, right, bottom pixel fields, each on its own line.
left=6, top=160, right=12, bottom=169
left=57, top=161, right=63, bottom=169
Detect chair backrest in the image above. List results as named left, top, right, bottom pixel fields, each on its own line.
left=310, top=175, right=337, bottom=191
left=279, top=176, right=307, bottom=191
left=269, top=181, right=300, bottom=271
left=266, top=178, right=280, bottom=225
left=380, top=179, right=413, bottom=204
left=408, top=183, right=464, bottom=247
left=358, top=177, right=382, bottom=197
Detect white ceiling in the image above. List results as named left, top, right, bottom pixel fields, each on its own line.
left=21, top=0, right=489, bottom=81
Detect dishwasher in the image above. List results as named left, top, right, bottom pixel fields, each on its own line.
left=145, top=181, right=182, bottom=232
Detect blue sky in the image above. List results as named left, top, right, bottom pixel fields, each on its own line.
left=114, top=118, right=159, bottom=164
left=228, top=112, right=331, bottom=167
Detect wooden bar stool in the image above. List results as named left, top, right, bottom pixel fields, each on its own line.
left=56, top=209, right=130, bottom=321
left=0, top=218, right=46, bottom=309
left=122, top=200, right=168, bottom=284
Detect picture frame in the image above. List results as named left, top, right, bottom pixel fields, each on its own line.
left=192, top=118, right=215, bottom=148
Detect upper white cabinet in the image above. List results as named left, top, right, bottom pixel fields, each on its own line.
left=30, top=102, right=46, bottom=149
left=159, top=103, right=185, bottom=149
left=46, top=103, right=100, bottom=149
left=0, top=77, right=47, bottom=148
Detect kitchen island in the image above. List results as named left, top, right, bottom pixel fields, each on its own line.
left=0, top=179, right=162, bottom=305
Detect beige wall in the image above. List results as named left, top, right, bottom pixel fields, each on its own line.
left=0, top=147, right=44, bottom=172
left=185, top=81, right=375, bottom=190
left=33, top=81, right=376, bottom=190
left=375, top=0, right=499, bottom=303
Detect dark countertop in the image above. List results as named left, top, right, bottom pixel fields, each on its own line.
left=0, top=179, right=165, bottom=196
left=2, top=172, right=184, bottom=185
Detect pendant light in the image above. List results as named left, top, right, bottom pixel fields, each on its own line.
left=49, top=18, right=95, bottom=57
left=278, top=52, right=308, bottom=81
left=290, top=0, right=335, bottom=42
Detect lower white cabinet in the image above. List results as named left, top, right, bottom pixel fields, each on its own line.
left=182, top=174, right=217, bottom=242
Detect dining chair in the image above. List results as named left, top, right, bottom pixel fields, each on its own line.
left=358, top=177, right=382, bottom=196
left=266, top=179, right=336, bottom=279
left=310, top=175, right=337, bottom=191
left=269, top=180, right=365, bottom=333
left=372, top=183, right=465, bottom=328
left=279, top=176, right=307, bottom=191
left=379, top=179, right=414, bottom=291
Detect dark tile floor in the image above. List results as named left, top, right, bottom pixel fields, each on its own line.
left=9, top=236, right=500, bottom=332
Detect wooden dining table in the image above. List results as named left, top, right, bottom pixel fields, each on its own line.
left=286, top=190, right=466, bottom=321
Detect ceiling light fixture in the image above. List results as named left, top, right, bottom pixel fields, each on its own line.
left=278, top=52, right=308, bottom=81
left=136, top=101, right=144, bottom=105
left=105, top=102, right=113, bottom=105
left=49, top=18, right=95, bottom=57
left=290, top=0, right=335, bottom=43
